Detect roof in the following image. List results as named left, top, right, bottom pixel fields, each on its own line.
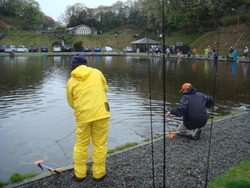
left=66, top=24, right=91, bottom=31
left=130, top=38, right=160, bottom=44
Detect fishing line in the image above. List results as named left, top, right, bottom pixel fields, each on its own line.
left=204, top=0, right=221, bottom=187
left=55, top=128, right=76, bottom=142
left=161, top=0, right=167, bottom=187
left=148, top=48, right=156, bottom=188
left=144, top=0, right=156, bottom=186
left=54, top=128, right=76, bottom=165
left=204, top=57, right=218, bottom=188
left=18, top=153, right=48, bottom=165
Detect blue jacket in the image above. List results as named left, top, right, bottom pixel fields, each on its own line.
left=170, top=88, right=214, bottom=129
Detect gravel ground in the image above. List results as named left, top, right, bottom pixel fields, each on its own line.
left=8, top=112, right=250, bottom=188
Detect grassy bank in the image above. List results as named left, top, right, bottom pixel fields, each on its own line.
left=208, top=160, right=250, bottom=188
left=0, top=27, right=145, bottom=52
left=0, top=25, right=249, bottom=56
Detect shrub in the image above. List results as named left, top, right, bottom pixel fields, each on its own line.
left=74, top=41, right=83, bottom=52
left=221, top=15, right=238, bottom=27
left=52, top=40, right=62, bottom=48
left=10, top=173, right=23, bottom=183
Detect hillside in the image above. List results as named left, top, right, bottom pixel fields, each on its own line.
left=0, top=16, right=20, bottom=30
left=0, top=25, right=249, bottom=55
left=191, top=24, right=250, bottom=55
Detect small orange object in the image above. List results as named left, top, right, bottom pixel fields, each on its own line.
left=33, top=160, right=44, bottom=164
left=168, top=132, right=175, bottom=138
left=52, top=168, right=62, bottom=172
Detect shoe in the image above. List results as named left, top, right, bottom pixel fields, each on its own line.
left=72, top=175, right=86, bottom=182
left=193, top=128, right=202, bottom=140
left=93, top=174, right=106, bottom=182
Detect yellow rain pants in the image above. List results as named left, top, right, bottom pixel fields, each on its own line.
left=74, top=118, right=109, bottom=179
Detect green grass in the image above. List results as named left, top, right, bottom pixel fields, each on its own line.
left=107, top=142, right=139, bottom=154
left=208, top=160, right=250, bottom=188
left=114, top=142, right=139, bottom=151
left=208, top=111, right=246, bottom=121
left=0, top=172, right=38, bottom=187
left=107, top=134, right=164, bottom=154
left=190, top=32, right=215, bottom=49
left=168, top=31, right=204, bottom=47
left=143, top=138, right=151, bottom=142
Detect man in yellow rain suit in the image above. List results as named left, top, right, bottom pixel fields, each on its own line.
left=66, top=54, right=111, bottom=182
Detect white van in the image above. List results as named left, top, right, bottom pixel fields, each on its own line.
left=53, top=45, right=61, bottom=52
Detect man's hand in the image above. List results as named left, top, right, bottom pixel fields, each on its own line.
left=165, top=112, right=171, bottom=117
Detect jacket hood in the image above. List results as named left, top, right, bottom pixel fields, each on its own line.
left=183, top=87, right=196, bottom=95
left=70, top=65, right=91, bottom=81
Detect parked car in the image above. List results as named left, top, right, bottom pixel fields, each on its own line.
left=17, top=45, right=28, bottom=53
left=29, top=46, right=39, bottom=52
left=41, top=45, right=48, bottom=52
left=82, top=46, right=92, bottom=52
left=53, top=45, right=61, bottom=52
left=102, top=46, right=113, bottom=52
left=4, top=45, right=17, bottom=53
left=92, top=46, right=101, bottom=52
left=0, top=45, right=6, bottom=52
left=123, top=46, right=133, bottom=52
left=62, top=45, right=71, bottom=52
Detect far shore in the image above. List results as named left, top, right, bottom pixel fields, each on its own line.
left=0, top=51, right=249, bottom=63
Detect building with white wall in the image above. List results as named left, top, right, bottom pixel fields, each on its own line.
left=65, top=24, right=97, bottom=35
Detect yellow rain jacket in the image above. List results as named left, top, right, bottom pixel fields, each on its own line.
left=66, top=65, right=111, bottom=122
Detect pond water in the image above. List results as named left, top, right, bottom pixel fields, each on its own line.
left=0, top=55, right=250, bottom=181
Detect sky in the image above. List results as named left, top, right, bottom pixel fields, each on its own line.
left=36, top=0, right=127, bottom=21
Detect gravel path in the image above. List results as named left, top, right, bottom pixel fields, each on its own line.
left=8, top=112, right=250, bottom=188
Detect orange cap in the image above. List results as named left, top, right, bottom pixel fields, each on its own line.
left=180, top=83, right=192, bottom=92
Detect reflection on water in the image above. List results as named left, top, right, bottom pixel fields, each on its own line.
left=0, top=55, right=250, bottom=181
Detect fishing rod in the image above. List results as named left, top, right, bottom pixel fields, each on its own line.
left=161, top=0, right=167, bottom=186
left=156, top=131, right=187, bottom=135
left=33, top=160, right=62, bottom=174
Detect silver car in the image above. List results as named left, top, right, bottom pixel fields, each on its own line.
left=102, top=46, right=113, bottom=52
left=5, top=45, right=17, bottom=53
left=17, top=45, right=28, bottom=53
left=123, top=47, right=133, bottom=52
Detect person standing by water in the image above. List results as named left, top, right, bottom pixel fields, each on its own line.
left=229, top=47, right=234, bottom=55
left=244, top=47, right=249, bottom=59
left=192, top=48, right=197, bottom=57
left=165, top=83, right=214, bottom=140
left=166, top=47, right=170, bottom=58
left=207, top=46, right=211, bottom=57
left=204, top=47, right=209, bottom=58
left=212, top=47, right=216, bottom=55
left=66, top=54, right=111, bottom=182
left=233, top=48, right=238, bottom=60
